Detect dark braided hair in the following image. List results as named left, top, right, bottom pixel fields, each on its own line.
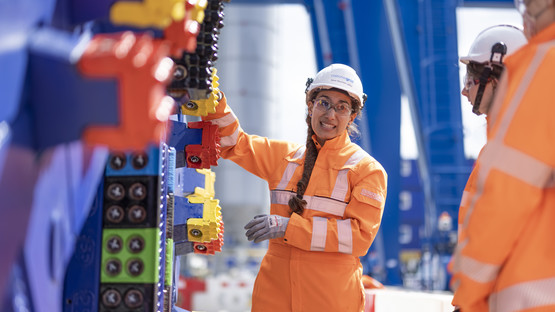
left=288, top=114, right=319, bottom=215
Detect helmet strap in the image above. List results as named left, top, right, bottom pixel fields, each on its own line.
left=472, top=42, right=507, bottom=116
left=472, top=67, right=491, bottom=116
left=305, top=78, right=314, bottom=94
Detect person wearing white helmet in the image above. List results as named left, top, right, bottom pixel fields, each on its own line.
left=459, top=24, right=527, bottom=116
left=451, top=2, right=555, bottom=311
left=451, top=25, right=526, bottom=312
left=202, top=63, right=387, bottom=311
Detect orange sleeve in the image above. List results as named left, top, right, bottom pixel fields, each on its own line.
left=202, top=92, right=299, bottom=181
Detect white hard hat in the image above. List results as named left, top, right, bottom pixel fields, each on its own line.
left=306, top=63, right=366, bottom=107
left=460, top=24, right=527, bottom=64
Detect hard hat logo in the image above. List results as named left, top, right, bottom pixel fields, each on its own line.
left=306, top=63, right=366, bottom=109
left=330, top=74, right=355, bottom=85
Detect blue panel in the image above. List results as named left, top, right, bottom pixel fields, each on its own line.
left=352, top=0, right=402, bottom=285
left=305, top=0, right=349, bottom=67
left=22, top=143, right=103, bottom=311
left=0, top=0, right=56, bottom=124
left=173, top=196, right=204, bottom=224
left=105, top=146, right=161, bottom=177
left=24, top=27, right=119, bottom=151
left=397, top=0, right=471, bottom=234
left=169, top=121, right=204, bottom=152
left=174, top=167, right=206, bottom=197
left=3, top=253, right=34, bottom=312
left=65, top=0, right=112, bottom=27
left=63, top=181, right=104, bottom=312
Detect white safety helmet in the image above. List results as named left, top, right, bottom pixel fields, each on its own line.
left=305, top=63, right=366, bottom=108
left=460, top=24, right=527, bottom=65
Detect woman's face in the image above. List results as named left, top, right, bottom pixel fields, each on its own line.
left=461, top=73, right=496, bottom=116
left=308, top=90, right=357, bottom=146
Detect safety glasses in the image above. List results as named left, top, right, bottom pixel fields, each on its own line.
left=313, top=98, right=353, bottom=116
left=463, top=74, right=480, bottom=91
left=463, top=74, right=492, bottom=91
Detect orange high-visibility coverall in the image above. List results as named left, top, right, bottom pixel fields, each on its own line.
left=451, top=23, right=555, bottom=312
left=450, top=146, right=481, bottom=309
left=203, top=93, right=387, bottom=312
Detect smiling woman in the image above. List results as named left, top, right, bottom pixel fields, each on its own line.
left=308, top=91, right=356, bottom=146
left=201, top=63, right=388, bottom=312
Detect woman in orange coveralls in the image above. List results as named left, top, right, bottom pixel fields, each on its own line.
left=202, top=63, right=387, bottom=312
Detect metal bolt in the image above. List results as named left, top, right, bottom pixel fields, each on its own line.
left=195, top=245, right=207, bottom=252
left=127, top=259, right=144, bottom=276
left=106, top=235, right=123, bottom=253
left=190, top=229, right=202, bottom=238
left=106, top=205, right=124, bottom=223
left=128, top=205, right=146, bottom=223
left=102, top=289, right=121, bottom=308
left=129, top=183, right=147, bottom=200
left=132, top=153, right=148, bottom=169
left=107, top=183, right=125, bottom=201
left=184, top=101, right=198, bottom=111
left=124, top=289, right=144, bottom=309
left=109, top=153, right=126, bottom=170
left=105, top=259, right=122, bottom=276
left=188, top=155, right=201, bottom=164
left=128, top=236, right=145, bottom=253
left=173, top=65, right=187, bottom=80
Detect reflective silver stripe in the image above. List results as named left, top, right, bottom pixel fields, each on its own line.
left=344, top=149, right=369, bottom=166
left=293, top=145, right=306, bottom=159
left=210, top=111, right=237, bottom=127
left=306, top=195, right=347, bottom=216
left=270, top=190, right=348, bottom=216
left=460, top=190, right=470, bottom=207
left=276, top=146, right=306, bottom=190
left=331, top=169, right=349, bottom=201
left=220, top=127, right=239, bottom=147
left=489, top=277, right=555, bottom=312
left=337, top=219, right=352, bottom=254
left=482, top=141, right=555, bottom=189
left=457, top=254, right=500, bottom=284
left=271, top=190, right=294, bottom=205
left=310, top=217, right=328, bottom=251
left=276, top=162, right=299, bottom=190
left=330, top=149, right=369, bottom=201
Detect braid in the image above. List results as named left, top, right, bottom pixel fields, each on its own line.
left=288, top=114, right=319, bottom=215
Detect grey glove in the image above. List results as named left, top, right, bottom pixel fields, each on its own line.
left=244, top=214, right=289, bottom=243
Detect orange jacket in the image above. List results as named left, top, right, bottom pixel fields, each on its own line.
left=203, top=93, right=387, bottom=312
left=451, top=23, right=555, bottom=312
